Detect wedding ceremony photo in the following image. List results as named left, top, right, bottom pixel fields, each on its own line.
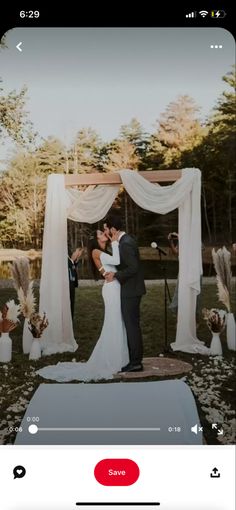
left=0, top=27, right=235, bottom=447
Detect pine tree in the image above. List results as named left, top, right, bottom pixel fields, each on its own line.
left=103, top=139, right=140, bottom=172
left=145, top=95, right=205, bottom=169
left=68, top=128, right=102, bottom=174
left=120, top=118, right=148, bottom=158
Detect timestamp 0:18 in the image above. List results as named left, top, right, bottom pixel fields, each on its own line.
left=168, top=426, right=182, bottom=432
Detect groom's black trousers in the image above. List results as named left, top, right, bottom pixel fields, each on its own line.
left=69, top=282, right=75, bottom=319
left=121, top=296, right=143, bottom=365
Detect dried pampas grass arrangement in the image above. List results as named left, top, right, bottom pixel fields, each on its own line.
left=17, top=282, right=36, bottom=319
left=11, top=258, right=36, bottom=318
left=212, top=247, right=232, bottom=312
left=11, top=257, right=48, bottom=340
left=11, top=257, right=30, bottom=297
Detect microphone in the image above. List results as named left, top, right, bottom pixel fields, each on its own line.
left=151, top=242, right=167, bottom=256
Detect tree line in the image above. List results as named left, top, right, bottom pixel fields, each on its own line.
left=0, top=67, right=235, bottom=250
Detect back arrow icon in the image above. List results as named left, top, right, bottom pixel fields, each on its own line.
left=16, top=42, right=22, bottom=52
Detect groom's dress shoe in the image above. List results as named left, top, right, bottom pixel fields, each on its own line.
left=123, top=363, right=143, bottom=373
left=121, top=363, right=131, bottom=372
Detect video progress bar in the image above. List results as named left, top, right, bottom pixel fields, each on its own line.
left=28, top=426, right=161, bottom=434
left=75, top=503, right=160, bottom=506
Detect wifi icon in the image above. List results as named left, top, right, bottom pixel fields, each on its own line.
left=199, top=10, right=208, bottom=17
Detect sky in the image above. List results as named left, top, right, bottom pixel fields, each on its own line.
left=0, top=27, right=235, bottom=160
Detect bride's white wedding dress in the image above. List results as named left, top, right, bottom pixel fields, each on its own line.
left=37, top=241, right=129, bottom=382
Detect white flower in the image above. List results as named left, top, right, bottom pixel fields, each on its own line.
left=6, top=300, right=21, bottom=323
left=218, top=309, right=227, bottom=321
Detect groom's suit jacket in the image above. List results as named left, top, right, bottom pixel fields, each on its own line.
left=115, top=234, right=146, bottom=298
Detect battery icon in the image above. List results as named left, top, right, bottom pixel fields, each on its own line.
left=211, top=10, right=227, bottom=18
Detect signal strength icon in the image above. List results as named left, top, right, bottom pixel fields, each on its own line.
left=199, top=10, right=208, bottom=17
left=186, top=12, right=196, bottom=18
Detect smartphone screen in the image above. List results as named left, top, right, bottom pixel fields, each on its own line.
left=0, top=7, right=235, bottom=509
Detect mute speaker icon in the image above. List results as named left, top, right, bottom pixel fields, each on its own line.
left=191, top=424, right=198, bottom=434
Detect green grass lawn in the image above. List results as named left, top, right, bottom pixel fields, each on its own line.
left=70, top=282, right=233, bottom=358
left=0, top=283, right=235, bottom=445
left=0, top=282, right=219, bottom=360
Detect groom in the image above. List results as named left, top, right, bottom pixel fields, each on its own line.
left=104, top=214, right=146, bottom=372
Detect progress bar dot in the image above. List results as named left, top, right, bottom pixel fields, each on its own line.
left=28, top=424, right=38, bottom=434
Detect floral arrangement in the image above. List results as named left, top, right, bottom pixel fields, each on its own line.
left=11, top=257, right=49, bottom=339
left=202, top=308, right=226, bottom=333
left=0, top=300, right=21, bottom=333
left=28, top=312, right=49, bottom=338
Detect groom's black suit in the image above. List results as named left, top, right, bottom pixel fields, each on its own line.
left=115, top=234, right=146, bottom=365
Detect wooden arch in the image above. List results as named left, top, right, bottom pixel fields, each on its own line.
left=64, top=170, right=181, bottom=187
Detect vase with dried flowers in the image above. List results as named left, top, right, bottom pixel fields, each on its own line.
left=0, top=300, right=21, bottom=362
left=202, top=308, right=226, bottom=356
left=212, top=246, right=236, bottom=351
left=28, top=312, right=49, bottom=360
left=11, top=257, right=49, bottom=359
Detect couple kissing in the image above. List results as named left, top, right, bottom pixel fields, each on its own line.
left=37, top=214, right=146, bottom=382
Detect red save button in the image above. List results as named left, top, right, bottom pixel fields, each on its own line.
left=94, top=459, right=140, bottom=486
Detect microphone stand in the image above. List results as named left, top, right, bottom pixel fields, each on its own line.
left=156, top=246, right=171, bottom=353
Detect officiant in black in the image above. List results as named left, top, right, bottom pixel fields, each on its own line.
left=68, top=247, right=83, bottom=319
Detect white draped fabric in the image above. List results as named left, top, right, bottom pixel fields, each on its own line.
left=23, top=168, right=208, bottom=356
left=66, top=184, right=119, bottom=223
left=120, top=169, right=206, bottom=353
left=39, top=175, right=78, bottom=354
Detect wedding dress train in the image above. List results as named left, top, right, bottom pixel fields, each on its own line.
left=37, top=241, right=129, bottom=382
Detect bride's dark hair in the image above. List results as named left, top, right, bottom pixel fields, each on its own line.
left=87, top=230, right=108, bottom=281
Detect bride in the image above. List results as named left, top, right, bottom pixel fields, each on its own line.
left=37, top=230, right=129, bottom=382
